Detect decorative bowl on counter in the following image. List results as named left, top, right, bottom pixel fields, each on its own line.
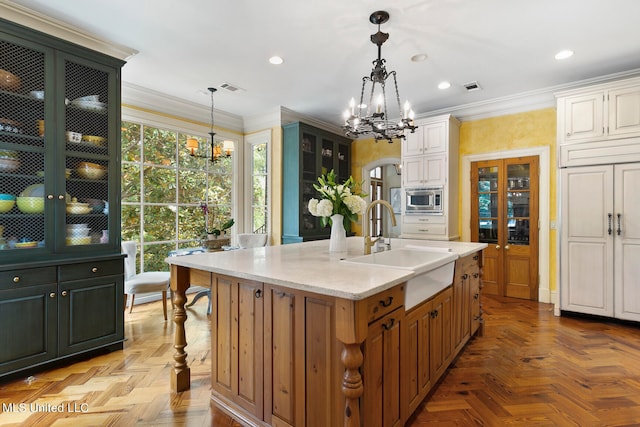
left=0, top=68, right=21, bottom=91
left=16, top=196, right=44, bottom=213
left=66, top=236, right=92, bottom=246
left=77, top=162, right=106, bottom=179
left=0, top=199, right=15, bottom=213
left=66, top=202, right=91, bottom=215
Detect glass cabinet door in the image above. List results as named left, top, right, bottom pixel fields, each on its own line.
left=0, top=36, right=49, bottom=254
left=476, top=165, right=499, bottom=244
left=506, top=163, right=531, bottom=246
left=61, top=56, right=112, bottom=249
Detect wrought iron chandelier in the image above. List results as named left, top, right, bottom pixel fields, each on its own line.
left=186, top=87, right=234, bottom=162
left=343, top=11, right=417, bottom=143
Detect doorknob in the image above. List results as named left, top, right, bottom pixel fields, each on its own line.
left=505, top=245, right=510, bottom=250
left=495, top=245, right=500, bottom=250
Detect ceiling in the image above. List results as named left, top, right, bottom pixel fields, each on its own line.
left=6, top=0, right=640, bottom=127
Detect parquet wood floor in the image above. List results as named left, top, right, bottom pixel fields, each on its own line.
left=1, top=295, right=639, bottom=426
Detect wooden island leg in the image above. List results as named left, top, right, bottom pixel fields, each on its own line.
left=170, top=264, right=191, bottom=392
left=341, top=343, right=364, bottom=427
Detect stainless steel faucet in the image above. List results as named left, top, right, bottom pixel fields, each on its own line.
left=363, top=200, right=397, bottom=255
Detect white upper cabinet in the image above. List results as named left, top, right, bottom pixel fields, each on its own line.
left=403, top=121, right=448, bottom=157
left=557, top=77, right=640, bottom=167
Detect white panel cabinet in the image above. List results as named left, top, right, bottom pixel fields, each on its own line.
left=561, top=163, right=640, bottom=321
left=401, top=114, right=459, bottom=241
left=557, top=77, right=640, bottom=166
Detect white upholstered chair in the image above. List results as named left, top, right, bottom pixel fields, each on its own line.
left=122, top=241, right=171, bottom=320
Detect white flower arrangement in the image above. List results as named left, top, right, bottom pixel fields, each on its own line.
left=307, top=169, right=367, bottom=232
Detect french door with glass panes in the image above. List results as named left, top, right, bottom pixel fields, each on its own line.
left=471, top=156, right=539, bottom=300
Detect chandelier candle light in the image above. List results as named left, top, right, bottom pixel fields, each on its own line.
left=185, top=87, right=234, bottom=162
left=343, top=10, right=418, bottom=143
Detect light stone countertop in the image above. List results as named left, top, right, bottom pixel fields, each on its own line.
left=165, top=237, right=487, bottom=301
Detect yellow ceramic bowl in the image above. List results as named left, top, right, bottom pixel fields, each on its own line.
left=66, top=202, right=91, bottom=215
left=81, top=135, right=107, bottom=147
left=16, top=196, right=44, bottom=213
left=15, top=241, right=38, bottom=248
left=66, top=236, right=92, bottom=246
left=77, top=162, right=106, bottom=180
left=0, top=199, right=15, bottom=213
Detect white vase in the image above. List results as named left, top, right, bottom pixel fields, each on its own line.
left=329, top=213, right=347, bottom=253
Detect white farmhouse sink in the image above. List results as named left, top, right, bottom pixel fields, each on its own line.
left=342, top=247, right=458, bottom=310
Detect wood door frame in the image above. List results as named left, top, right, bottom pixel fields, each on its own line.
left=461, top=146, right=551, bottom=304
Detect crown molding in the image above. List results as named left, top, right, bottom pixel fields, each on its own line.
left=419, top=68, right=640, bottom=122
left=0, top=0, right=137, bottom=61
left=121, top=82, right=244, bottom=133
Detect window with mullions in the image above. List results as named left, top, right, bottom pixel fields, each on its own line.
left=121, top=121, right=233, bottom=272
left=250, top=142, right=268, bottom=233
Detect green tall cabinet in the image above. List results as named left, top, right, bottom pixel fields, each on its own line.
left=282, top=122, right=352, bottom=244
left=0, top=18, right=125, bottom=378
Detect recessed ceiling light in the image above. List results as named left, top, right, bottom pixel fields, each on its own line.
left=555, top=50, right=574, bottom=60
left=411, top=53, right=428, bottom=62
left=269, top=56, right=284, bottom=65
left=438, top=81, right=451, bottom=90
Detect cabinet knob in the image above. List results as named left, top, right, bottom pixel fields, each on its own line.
left=13, top=276, right=20, bottom=283
left=47, top=194, right=54, bottom=200
left=505, top=245, right=510, bottom=251
left=254, top=289, right=262, bottom=299
left=91, top=267, right=98, bottom=273
left=379, top=296, right=393, bottom=307
left=49, top=292, right=56, bottom=298
left=473, top=255, right=479, bottom=261
left=566, top=132, right=571, bottom=137
left=58, top=194, right=65, bottom=200
left=61, top=290, right=68, bottom=297
left=474, top=293, right=480, bottom=300
left=473, top=273, right=479, bottom=279
left=382, top=318, right=395, bottom=330
left=495, top=245, right=501, bottom=250
left=462, top=273, right=469, bottom=280
left=431, top=309, right=439, bottom=318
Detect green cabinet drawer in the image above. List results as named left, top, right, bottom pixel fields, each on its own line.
left=59, top=258, right=124, bottom=282
left=0, top=267, right=56, bottom=290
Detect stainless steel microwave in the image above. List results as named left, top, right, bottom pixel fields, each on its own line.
left=405, top=187, right=443, bottom=214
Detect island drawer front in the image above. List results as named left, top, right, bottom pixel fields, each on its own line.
left=0, top=267, right=56, bottom=290
left=403, top=215, right=446, bottom=224
left=402, top=223, right=447, bottom=235
left=459, top=253, right=481, bottom=272
left=190, top=269, right=211, bottom=287
left=59, top=259, right=124, bottom=282
left=363, top=284, right=405, bottom=324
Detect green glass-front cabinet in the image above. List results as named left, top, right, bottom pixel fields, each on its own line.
left=282, top=122, right=351, bottom=243
left=0, top=18, right=125, bottom=378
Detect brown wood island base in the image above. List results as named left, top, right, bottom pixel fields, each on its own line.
left=166, top=238, right=485, bottom=427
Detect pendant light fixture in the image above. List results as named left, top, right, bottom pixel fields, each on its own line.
left=186, top=87, right=234, bottom=161
left=342, top=11, right=418, bottom=143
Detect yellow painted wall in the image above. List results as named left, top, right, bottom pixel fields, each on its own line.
left=350, top=138, right=401, bottom=235
left=458, top=107, right=557, bottom=291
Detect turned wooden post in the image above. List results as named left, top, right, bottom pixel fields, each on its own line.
left=170, top=264, right=191, bottom=392
left=335, top=298, right=368, bottom=427
left=341, top=343, right=364, bottom=427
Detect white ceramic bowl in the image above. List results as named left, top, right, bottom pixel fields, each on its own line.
left=67, top=228, right=90, bottom=237
left=66, top=236, right=91, bottom=246
left=77, top=162, right=106, bottom=179
left=66, top=223, right=89, bottom=229
left=66, top=202, right=91, bottom=215
left=66, top=131, right=82, bottom=143
left=0, top=158, right=19, bottom=172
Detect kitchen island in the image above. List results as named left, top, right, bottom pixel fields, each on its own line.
left=166, top=237, right=486, bottom=427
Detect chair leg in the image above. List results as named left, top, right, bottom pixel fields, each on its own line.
left=161, top=290, right=168, bottom=321
left=124, top=294, right=128, bottom=311
left=129, top=294, right=135, bottom=313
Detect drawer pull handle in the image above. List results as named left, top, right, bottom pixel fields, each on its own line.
left=61, top=290, right=68, bottom=297
left=431, top=309, right=439, bottom=318
left=254, top=289, right=262, bottom=299
left=379, top=296, right=393, bottom=307
left=473, top=255, right=479, bottom=261
left=462, top=273, right=469, bottom=280
left=13, top=276, right=20, bottom=283
left=473, top=273, right=479, bottom=279
left=49, top=292, right=56, bottom=298
left=92, top=267, right=98, bottom=273
left=474, top=293, right=480, bottom=300
left=382, top=318, right=395, bottom=330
